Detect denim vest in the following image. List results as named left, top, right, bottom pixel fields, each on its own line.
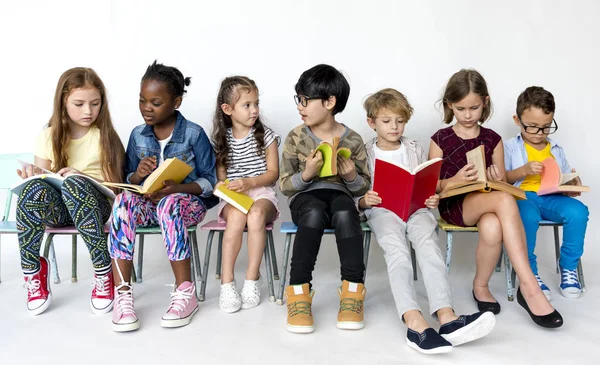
left=504, top=133, right=571, bottom=188
left=124, top=111, right=218, bottom=208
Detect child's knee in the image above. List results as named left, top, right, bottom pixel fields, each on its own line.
left=564, top=201, right=589, bottom=224
left=247, top=208, right=267, bottom=229
left=478, top=214, right=503, bottom=242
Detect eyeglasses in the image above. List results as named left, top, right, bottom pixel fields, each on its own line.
left=518, top=117, right=558, bottom=135
left=294, top=95, right=323, bottom=107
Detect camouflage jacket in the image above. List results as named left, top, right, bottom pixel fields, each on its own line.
left=279, top=123, right=371, bottom=205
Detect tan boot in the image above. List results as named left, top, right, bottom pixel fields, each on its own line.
left=337, top=280, right=366, bottom=330
left=285, top=284, right=314, bottom=333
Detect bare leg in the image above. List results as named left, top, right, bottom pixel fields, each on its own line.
left=170, top=259, right=191, bottom=286
left=220, top=205, right=247, bottom=284
left=113, top=258, right=133, bottom=288
left=246, top=200, right=276, bottom=280
left=403, top=310, right=430, bottom=333
left=473, top=213, right=503, bottom=303
left=462, top=191, right=554, bottom=315
left=437, top=307, right=458, bottom=325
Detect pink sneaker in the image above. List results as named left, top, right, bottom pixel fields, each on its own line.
left=25, top=256, right=52, bottom=316
left=111, top=284, right=139, bottom=332
left=91, top=272, right=114, bottom=315
left=161, top=281, right=199, bottom=328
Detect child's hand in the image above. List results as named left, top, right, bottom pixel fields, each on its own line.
left=214, top=181, right=225, bottom=190
left=425, top=194, right=440, bottom=209
left=337, top=155, right=357, bottom=181
left=486, top=164, right=504, bottom=181
left=302, top=150, right=323, bottom=181
left=57, top=167, right=81, bottom=177
left=362, top=190, right=382, bottom=208
left=146, top=180, right=179, bottom=203
left=228, top=178, right=253, bottom=193
left=524, top=161, right=544, bottom=176
left=136, top=156, right=157, bottom=178
left=564, top=168, right=583, bottom=197
left=16, top=164, right=43, bottom=179
left=450, top=164, right=478, bottom=184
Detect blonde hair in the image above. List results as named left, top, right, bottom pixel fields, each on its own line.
left=363, top=88, right=413, bottom=122
left=48, top=67, right=124, bottom=183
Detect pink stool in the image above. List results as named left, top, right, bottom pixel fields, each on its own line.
left=199, top=220, right=278, bottom=302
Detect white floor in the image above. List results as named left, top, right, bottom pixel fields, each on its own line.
left=0, top=223, right=597, bottom=365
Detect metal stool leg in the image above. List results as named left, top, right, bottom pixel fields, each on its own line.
left=578, top=259, right=586, bottom=292
left=215, top=232, right=223, bottom=279
left=553, top=226, right=561, bottom=273
left=71, top=235, right=78, bottom=283
left=263, top=237, right=275, bottom=302
left=43, top=233, right=61, bottom=284
left=267, top=231, right=279, bottom=280
left=503, top=246, right=514, bottom=301
left=410, top=242, right=417, bottom=281
left=190, top=231, right=203, bottom=300
left=363, top=232, right=371, bottom=284
left=495, top=250, right=502, bottom=272
left=136, top=234, right=145, bottom=283
left=200, top=230, right=215, bottom=302
left=276, top=233, right=293, bottom=306
left=445, top=231, right=453, bottom=274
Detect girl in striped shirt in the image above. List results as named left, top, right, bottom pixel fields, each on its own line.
left=211, top=76, right=280, bottom=313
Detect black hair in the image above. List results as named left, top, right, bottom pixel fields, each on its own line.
left=142, top=60, right=191, bottom=99
left=294, top=64, right=350, bottom=115
left=516, top=86, right=555, bottom=117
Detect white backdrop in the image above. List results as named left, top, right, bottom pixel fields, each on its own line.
left=0, top=0, right=597, bottom=252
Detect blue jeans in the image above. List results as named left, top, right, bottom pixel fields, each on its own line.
left=517, top=191, right=589, bottom=273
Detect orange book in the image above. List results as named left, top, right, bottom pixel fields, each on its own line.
left=439, top=145, right=526, bottom=200
left=373, top=157, right=442, bottom=221
left=314, top=136, right=351, bottom=177
left=537, top=157, right=590, bottom=195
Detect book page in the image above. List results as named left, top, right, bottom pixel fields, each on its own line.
left=559, top=172, right=578, bottom=185
left=413, top=157, right=443, bottom=174
left=466, top=145, right=487, bottom=182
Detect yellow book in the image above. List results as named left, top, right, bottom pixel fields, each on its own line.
left=314, top=136, right=352, bottom=177
left=102, top=157, right=193, bottom=194
left=213, top=180, right=254, bottom=214
left=439, top=145, right=526, bottom=200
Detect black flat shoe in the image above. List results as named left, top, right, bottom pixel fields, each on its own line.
left=516, top=287, right=563, bottom=328
left=472, top=290, right=501, bottom=315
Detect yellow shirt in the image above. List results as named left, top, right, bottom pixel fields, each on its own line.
left=520, top=142, right=553, bottom=192
left=35, top=126, right=104, bottom=181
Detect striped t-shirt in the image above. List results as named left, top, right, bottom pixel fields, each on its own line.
left=226, top=125, right=280, bottom=181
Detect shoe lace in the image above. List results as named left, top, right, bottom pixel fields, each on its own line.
left=561, top=269, right=579, bottom=285
left=167, top=286, right=193, bottom=314
left=93, top=274, right=111, bottom=296
left=339, top=298, right=363, bottom=314
left=26, top=278, right=42, bottom=298
left=287, top=300, right=312, bottom=317
left=115, top=283, right=135, bottom=316
left=534, top=275, right=547, bottom=288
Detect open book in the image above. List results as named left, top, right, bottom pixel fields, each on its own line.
left=538, top=157, right=590, bottom=195
left=213, top=180, right=255, bottom=214
left=439, top=145, right=526, bottom=200
left=11, top=171, right=116, bottom=200
left=373, top=157, right=442, bottom=221
left=314, top=136, right=352, bottom=177
left=102, top=157, right=192, bottom=194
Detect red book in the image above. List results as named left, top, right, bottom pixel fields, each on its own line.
left=373, top=157, right=442, bottom=221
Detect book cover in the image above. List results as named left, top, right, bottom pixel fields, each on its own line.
left=103, top=157, right=192, bottom=194
left=213, top=180, right=254, bottom=214
left=439, top=145, right=526, bottom=200
left=537, top=157, right=590, bottom=195
left=373, top=157, right=442, bottom=221
left=314, top=136, right=352, bottom=177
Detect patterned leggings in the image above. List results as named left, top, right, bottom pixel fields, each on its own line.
left=109, top=191, right=207, bottom=261
left=17, top=176, right=112, bottom=275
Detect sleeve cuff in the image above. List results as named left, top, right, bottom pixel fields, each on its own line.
left=291, top=172, right=312, bottom=190
left=126, top=172, right=135, bottom=184
left=194, top=178, right=214, bottom=198
left=344, top=175, right=365, bottom=192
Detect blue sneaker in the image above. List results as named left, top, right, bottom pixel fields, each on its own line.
left=559, top=267, right=582, bottom=299
left=535, top=275, right=552, bottom=301
left=406, top=328, right=452, bottom=354
left=439, top=312, right=496, bottom=346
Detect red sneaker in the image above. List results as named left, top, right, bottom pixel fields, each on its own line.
left=91, top=271, right=115, bottom=314
left=26, top=256, right=52, bottom=316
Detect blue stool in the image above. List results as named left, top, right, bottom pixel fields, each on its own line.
left=276, top=221, right=372, bottom=305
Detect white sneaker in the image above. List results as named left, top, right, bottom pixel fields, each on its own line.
left=241, top=276, right=262, bottom=309
left=219, top=280, right=241, bottom=313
